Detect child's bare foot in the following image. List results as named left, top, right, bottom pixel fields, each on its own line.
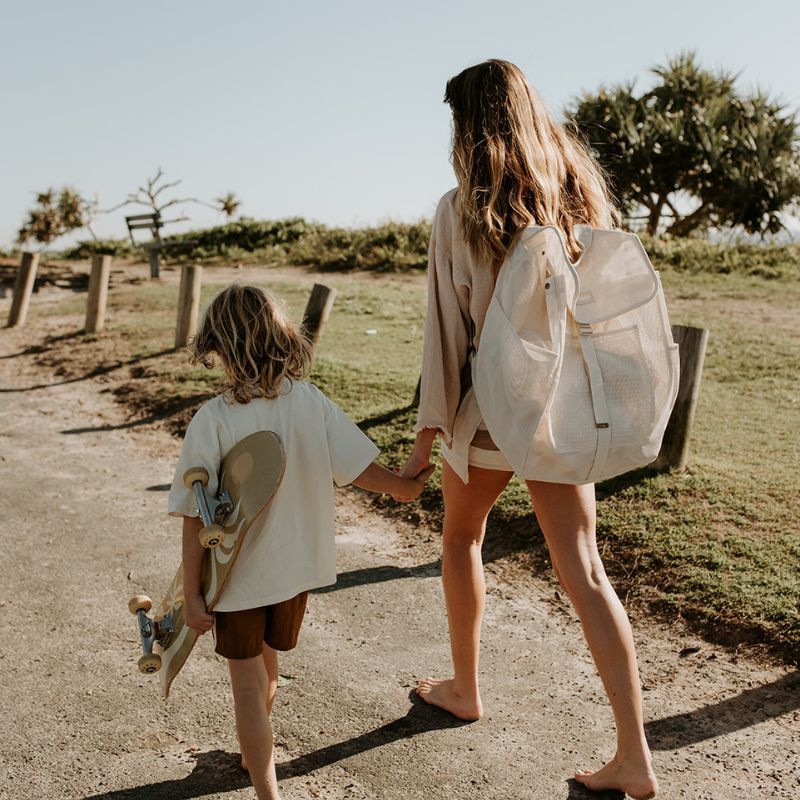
left=574, top=754, right=658, bottom=799
left=415, top=678, right=482, bottom=721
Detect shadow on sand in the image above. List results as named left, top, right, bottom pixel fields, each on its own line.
left=83, top=695, right=468, bottom=799
left=0, top=338, right=175, bottom=394
left=645, top=670, right=800, bottom=750
left=313, top=561, right=440, bottom=594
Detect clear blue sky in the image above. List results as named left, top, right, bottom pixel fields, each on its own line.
left=1, top=0, right=798, bottom=247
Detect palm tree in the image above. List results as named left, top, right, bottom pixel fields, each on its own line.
left=215, top=192, right=241, bottom=219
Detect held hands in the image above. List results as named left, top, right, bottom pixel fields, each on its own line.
left=392, top=428, right=438, bottom=502
left=185, top=593, right=214, bottom=635
left=393, top=463, right=436, bottom=502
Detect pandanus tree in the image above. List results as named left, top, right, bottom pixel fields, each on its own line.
left=568, top=52, right=800, bottom=236
left=214, top=192, right=242, bottom=219
left=17, top=187, right=98, bottom=248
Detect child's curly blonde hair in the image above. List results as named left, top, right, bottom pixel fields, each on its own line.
left=188, top=283, right=312, bottom=403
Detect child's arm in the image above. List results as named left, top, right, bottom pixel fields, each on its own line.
left=182, top=515, right=215, bottom=634
left=351, top=460, right=435, bottom=500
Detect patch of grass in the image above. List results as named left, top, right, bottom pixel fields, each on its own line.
left=31, top=264, right=800, bottom=663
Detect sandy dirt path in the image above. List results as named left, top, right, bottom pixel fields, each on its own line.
left=0, top=317, right=798, bottom=800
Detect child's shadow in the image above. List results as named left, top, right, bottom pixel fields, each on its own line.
left=82, top=694, right=468, bottom=799
left=276, top=690, right=470, bottom=779
left=81, top=748, right=249, bottom=799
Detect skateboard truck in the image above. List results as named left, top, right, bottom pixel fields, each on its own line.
left=127, top=466, right=231, bottom=674
left=128, top=595, right=174, bottom=673
left=128, top=431, right=286, bottom=693
left=182, top=467, right=233, bottom=549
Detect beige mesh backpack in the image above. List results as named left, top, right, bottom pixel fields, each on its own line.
left=471, top=225, right=680, bottom=484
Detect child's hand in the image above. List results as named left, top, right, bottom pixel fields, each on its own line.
left=394, top=463, right=436, bottom=503
left=185, top=593, right=214, bottom=634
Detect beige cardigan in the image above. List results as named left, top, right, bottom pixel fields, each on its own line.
left=414, top=188, right=502, bottom=481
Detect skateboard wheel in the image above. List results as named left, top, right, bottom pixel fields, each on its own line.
left=128, top=595, right=152, bottom=615
left=183, top=467, right=209, bottom=489
left=138, top=653, right=162, bottom=674
left=199, top=524, right=225, bottom=549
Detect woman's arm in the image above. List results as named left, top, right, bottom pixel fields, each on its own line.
left=413, top=192, right=471, bottom=448
left=400, top=426, right=438, bottom=479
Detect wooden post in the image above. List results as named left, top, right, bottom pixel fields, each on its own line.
left=6, top=252, right=40, bottom=328
left=85, top=254, right=112, bottom=333
left=651, top=324, right=710, bottom=472
left=175, top=265, right=202, bottom=348
left=301, top=283, right=337, bottom=353
left=148, top=247, right=161, bottom=279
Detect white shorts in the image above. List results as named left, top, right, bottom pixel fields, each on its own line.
left=466, top=445, right=513, bottom=472
left=441, top=420, right=514, bottom=477
left=442, top=443, right=514, bottom=474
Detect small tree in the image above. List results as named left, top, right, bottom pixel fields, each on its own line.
left=17, top=188, right=97, bottom=248
left=214, top=192, right=242, bottom=219
left=569, top=52, right=800, bottom=236
left=107, top=167, right=197, bottom=220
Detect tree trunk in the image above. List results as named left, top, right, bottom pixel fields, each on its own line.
left=668, top=204, right=709, bottom=237
left=646, top=196, right=664, bottom=235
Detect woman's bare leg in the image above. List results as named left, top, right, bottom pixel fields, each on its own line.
left=228, top=655, right=281, bottom=800
left=416, top=460, right=512, bottom=720
left=526, top=480, right=658, bottom=800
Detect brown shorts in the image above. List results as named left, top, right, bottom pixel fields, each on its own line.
left=214, top=591, right=308, bottom=660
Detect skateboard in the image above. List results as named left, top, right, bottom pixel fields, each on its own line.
left=128, top=430, right=285, bottom=697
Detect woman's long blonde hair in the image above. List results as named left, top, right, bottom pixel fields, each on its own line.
left=445, top=59, right=619, bottom=267
left=189, top=283, right=312, bottom=403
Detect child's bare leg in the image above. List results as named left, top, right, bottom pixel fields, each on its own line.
left=228, top=655, right=281, bottom=800
left=262, top=643, right=279, bottom=716
left=241, top=644, right=280, bottom=770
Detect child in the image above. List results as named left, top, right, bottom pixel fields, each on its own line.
left=167, top=283, right=432, bottom=800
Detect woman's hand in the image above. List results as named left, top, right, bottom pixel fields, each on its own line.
left=394, top=428, right=439, bottom=500
left=393, top=463, right=437, bottom=502
left=400, top=427, right=438, bottom=477
left=185, top=593, right=214, bottom=634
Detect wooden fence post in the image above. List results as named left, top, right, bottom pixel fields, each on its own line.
left=148, top=247, right=161, bottom=279
left=85, top=254, right=112, bottom=333
left=302, top=283, right=337, bottom=353
left=6, top=252, right=40, bottom=328
left=651, top=324, right=710, bottom=472
left=175, top=265, right=202, bottom=348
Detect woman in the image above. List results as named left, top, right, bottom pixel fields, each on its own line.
left=401, top=60, right=659, bottom=799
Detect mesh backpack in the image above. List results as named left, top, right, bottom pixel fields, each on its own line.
left=471, top=224, right=680, bottom=484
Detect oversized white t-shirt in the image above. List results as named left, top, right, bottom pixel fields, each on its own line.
left=167, top=380, right=379, bottom=612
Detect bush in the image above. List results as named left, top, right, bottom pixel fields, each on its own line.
left=62, top=239, right=138, bottom=259
left=56, top=214, right=798, bottom=280
left=639, top=234, right=800, bottom=280
left=165, top=217, right=321, bottom=259
left=288, top=221, right=431, bottom=272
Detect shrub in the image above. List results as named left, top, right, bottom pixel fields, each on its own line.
left=639, top=234, right=800, bottom=280
left=62, top=238, right=138, bottom=259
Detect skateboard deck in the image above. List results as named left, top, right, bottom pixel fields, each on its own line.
left=130, top=430, right=285, bottom=697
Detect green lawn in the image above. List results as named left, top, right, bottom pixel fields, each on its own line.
left=33, top=263, right=800, bottom=662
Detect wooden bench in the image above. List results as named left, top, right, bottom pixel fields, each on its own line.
left=125, top=211, right=196, bottom=278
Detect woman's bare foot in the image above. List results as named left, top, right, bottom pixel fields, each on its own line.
left=574, top=754, right=658, bottom=800
left=415, top=678, right=483, bottom=721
